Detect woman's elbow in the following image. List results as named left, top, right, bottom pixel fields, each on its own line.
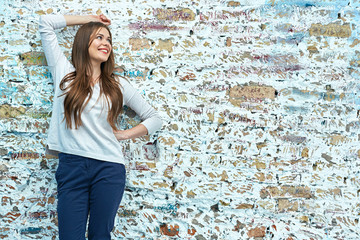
left=156, top=114, right=163, bottom=129
left=38, top=15, right=49, bottom=32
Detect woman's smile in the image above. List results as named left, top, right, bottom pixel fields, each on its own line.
left=88, top=28, right=112, bottom=63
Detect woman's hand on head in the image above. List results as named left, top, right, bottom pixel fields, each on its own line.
left=99, top=14, right=111, bottom=25
left=89, top=14, right=111, bottom=25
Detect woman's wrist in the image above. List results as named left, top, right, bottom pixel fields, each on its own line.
left=64, top=15, right=91, bottom=26
left=114, top=129, right=130, bottom=141
left=113, top=124, right=148, bottom=141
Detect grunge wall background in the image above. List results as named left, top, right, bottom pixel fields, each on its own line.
left=1, top=0, right=360, bottom=239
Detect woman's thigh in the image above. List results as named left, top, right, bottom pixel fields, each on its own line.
left=87, top=161, right=126, bottom=239
left=56, top=153, right=90, bottom=240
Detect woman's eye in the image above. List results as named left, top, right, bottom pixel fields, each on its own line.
left=97, top=36, right=102, bottom=40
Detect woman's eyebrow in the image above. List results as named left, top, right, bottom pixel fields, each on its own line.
left=97, top=33, right=111, bottom=40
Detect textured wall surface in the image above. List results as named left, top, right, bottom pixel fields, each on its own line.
left=1, top=0, right=360, bottom=239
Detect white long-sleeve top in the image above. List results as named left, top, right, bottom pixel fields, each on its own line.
left=39, top=15, right=162, bottom=164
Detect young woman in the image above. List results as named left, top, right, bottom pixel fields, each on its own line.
left=39, top=14, right=162, bottom=239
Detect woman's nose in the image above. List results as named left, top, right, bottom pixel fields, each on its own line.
left=102, top=39, right=110, bottom=46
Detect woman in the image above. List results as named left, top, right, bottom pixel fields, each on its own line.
left=39, top=14, right=162, bottom=239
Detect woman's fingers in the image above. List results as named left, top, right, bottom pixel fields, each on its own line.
left=113, top=129, right=128, bottom=141
left=99, top=14, right=111, bottom=25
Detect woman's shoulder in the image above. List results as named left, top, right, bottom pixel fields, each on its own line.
left=115, top=75, right=132, bottom=89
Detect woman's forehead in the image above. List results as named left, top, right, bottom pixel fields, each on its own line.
left=95, top=27, right=111, bottom=37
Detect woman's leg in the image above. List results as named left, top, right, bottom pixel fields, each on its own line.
left=56, top=153, right=90, bottom=240
left=87, top=160, right=126, bottom=240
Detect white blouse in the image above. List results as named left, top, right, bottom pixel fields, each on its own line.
left=39, top=14, right=162, bottom=164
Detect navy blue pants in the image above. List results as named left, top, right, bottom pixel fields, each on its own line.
left=56, top=153, right=126, bottom=240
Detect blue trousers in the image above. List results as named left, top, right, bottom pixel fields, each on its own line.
left=56, top=153, right=126, bottom=240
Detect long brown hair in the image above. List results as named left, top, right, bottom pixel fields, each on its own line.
left=59, top=22, right=123, bottom=130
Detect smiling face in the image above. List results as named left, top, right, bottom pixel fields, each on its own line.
left=88, top=27, right=112, bottom=65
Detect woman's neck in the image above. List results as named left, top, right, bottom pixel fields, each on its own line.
left=91, top=64, right=102, bottom=85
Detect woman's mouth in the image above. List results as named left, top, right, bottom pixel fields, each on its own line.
left=99, top=48, right=109, bottom=54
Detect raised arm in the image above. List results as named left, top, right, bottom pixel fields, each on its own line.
left=39, top=15, right=68, bottom=69
left=39, top=14, right=111, bottom=85
left=63, top=14, right=111, bottom=26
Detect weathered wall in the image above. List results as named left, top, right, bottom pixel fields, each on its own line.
left=1, top=0, right=360, bottom=239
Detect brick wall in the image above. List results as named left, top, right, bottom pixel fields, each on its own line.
left=1, top=0, right=360, bottom=239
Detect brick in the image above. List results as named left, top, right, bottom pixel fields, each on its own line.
left=0, top=227, right=10, bottom=239
left=20, top=227, right=42, bottom=234
left=128, top=38, right=151, bottom=51
left=28, top=211, right=48, bottom=219
left=236, top=203, right=254, bottom=209
left=257, top=200, right=276, bottom=211
left=280, top=134, right=306, bottom=143
left=132, top=161, right=156, bottom=171
left=315, top=188, right=342, bottom=199
left=117, top=209, right=138, bottom=218
left=154, top=8, right=195, bottom=21
left=19, top=52, right=47, bottom=66
left=10, top=151, right=40, bottom=160
left=2, top=212, right=21, bottom=223
left=0, top=104, right=27, bottom=118
left=155, top=39, right=174, bottom=52
left=228, top=1, right=241, bottom=7
left=142, top=142, right=159, bottom=160
left=199, top=10, right=250, bottom=21
left=226, top=37, right=232, bottom=47
left=301, top=147, right=309, bottom=157
left=128, top=21, right=181, bottom=31
left=328, top=134, right=348, bottom=145
left=228, top=85, right=276, bottom=104
left=261, top=186, right=313, bottom=199
left=158, top=136, right=176, bottom=146
left=247, top=226, right=266, bottom=238
left=251, top=159, right=266, bottom=170
left=309, top=23, right=351, bottom=38
left=187, top=227, right=196, bottom=235
left=278, top=199, right=299, bottom=212
left=160, top=223, right=179, bottom=236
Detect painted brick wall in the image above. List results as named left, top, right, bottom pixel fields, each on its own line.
left=1, top=0, right=360, bottom=239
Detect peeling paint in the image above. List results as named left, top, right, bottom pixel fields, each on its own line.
left=1, top=0, right=359, bottom=239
